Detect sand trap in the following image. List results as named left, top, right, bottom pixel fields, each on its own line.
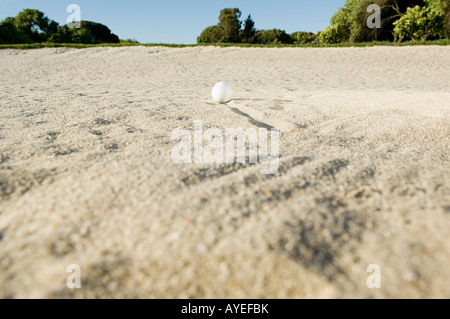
left=0, top=45, right=449, bottom=298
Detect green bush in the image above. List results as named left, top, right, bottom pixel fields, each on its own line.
left=47, top=25, right=73, bottom=43
left=197, top=25, right=222, bottom=43
left=71, top=28, right=96, bottom=44
left=425, top=0, right=450, bottom=37
left=291, top=31, right=318, bottom=44
left=0, top=21, right=31, bottom=44
left=120, top=39, right=139, bottom=44
left=319, top=24, right=345, bottom=44
left=393, top=5, right=445, bottom=41
left=46, top=26, right=96, bottom=44
left=256, top=29, right=293, bottom=44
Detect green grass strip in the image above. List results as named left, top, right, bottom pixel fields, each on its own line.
left=1, top=39, right=449, bottom=50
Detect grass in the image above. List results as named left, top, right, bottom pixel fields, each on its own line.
left=0, top=39, right=449, bottom=50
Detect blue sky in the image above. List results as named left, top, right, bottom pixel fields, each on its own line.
left=0, top=0, right=346, bottom=44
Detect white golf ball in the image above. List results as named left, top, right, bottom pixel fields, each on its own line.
left=212, top=81, right=233, bottom=104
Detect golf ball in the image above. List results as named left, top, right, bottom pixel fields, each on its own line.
left=212, top=81, right=233, bottom=104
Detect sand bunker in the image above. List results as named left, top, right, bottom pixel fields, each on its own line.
left=0, top=45, right=449, bottom=298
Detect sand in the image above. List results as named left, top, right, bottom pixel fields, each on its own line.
left=0, top=45, right=449, bottom=298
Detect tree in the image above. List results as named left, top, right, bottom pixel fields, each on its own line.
left=217, top=8, right=242, bottom=43
left=393, top=5, right=445, bottom=40
left=240, top=14, right=257, bottom=43
left=197, top=8, right=245, bottom=44
left=78, top=21, right=119, bottom=43
left=13, top=9, right=59, bottom=43
left=330, top=7, right=352, bottom=42
left=328, top=0, right=428, bottom=42
left=0, top=9, right=120, bottom=44
left=256, top=29, right=293, bottom=44
left=330, top=0, right=399, bottom=42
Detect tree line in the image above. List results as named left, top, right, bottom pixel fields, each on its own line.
left=198, top=1, right=450, bottom=45
left=198, top=9, right=310, bottom=45
left=0, top=9, right=121, bottom=44
left=2, top=3, right=449, bottom=46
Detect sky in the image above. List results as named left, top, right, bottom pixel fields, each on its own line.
left=0, top=0, right=347, bottom=44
